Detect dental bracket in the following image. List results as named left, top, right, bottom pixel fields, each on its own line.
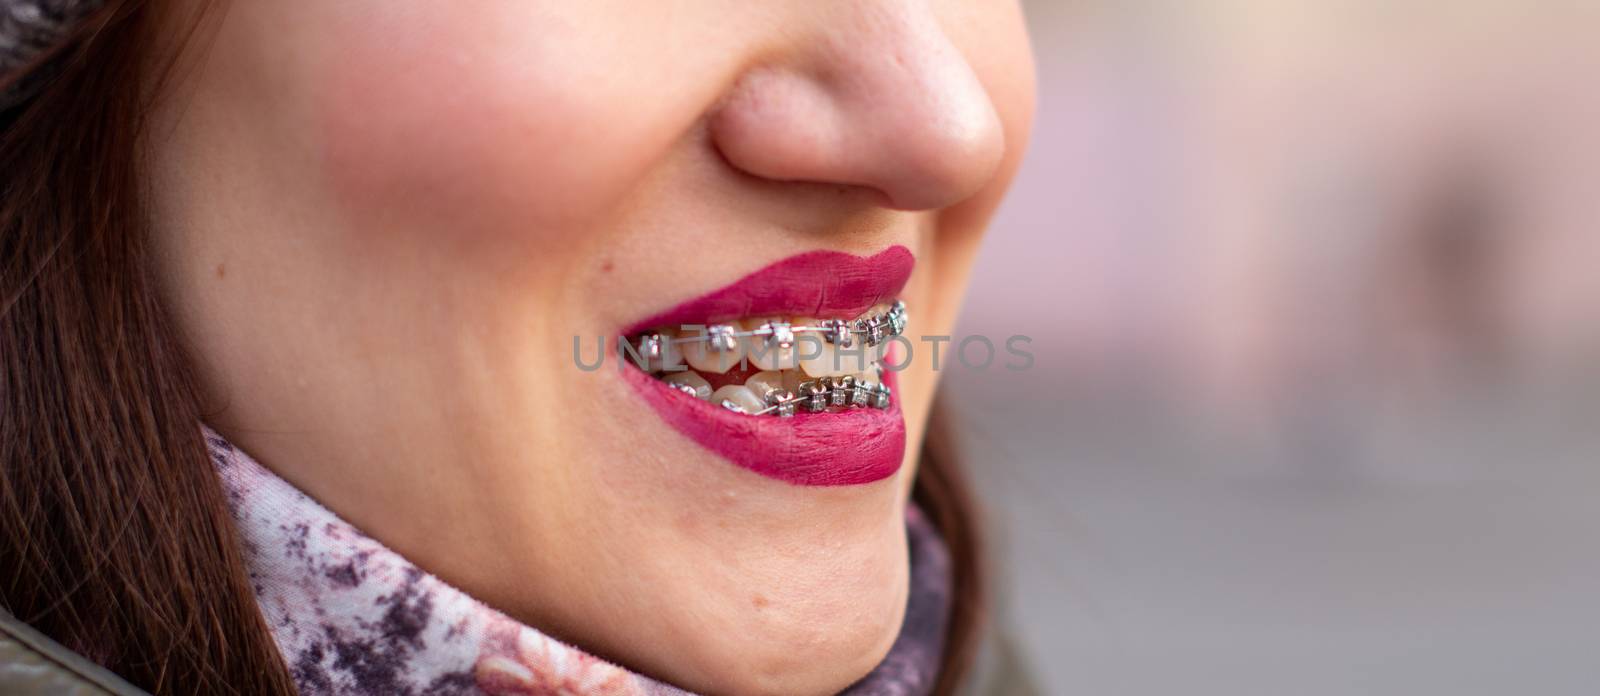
left=870, top=383, right=892, bottom=409
left=653, top=302, right=908, bottom=351
left=886, top=300, right=907, bottom=336
left=743, top=376, right=892, bottom=417
left=761, top=320, right=795, bottom=351
left=851, top=379, right=872, bottom=406
left=829, top=376, right=854, bottom=407
left=800, top=380, right=829, bottom=413
left=705, top=324, right=740, bottom=352
left=823, top=318, right=855, bottom=348
left=766, top=389, right=797, bottom=418
left=638, top=333, right=664, bottom=360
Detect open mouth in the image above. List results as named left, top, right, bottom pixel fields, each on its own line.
left=626, top=302, right=905, bottom=416
left=616, top=246, right=913, bottom=486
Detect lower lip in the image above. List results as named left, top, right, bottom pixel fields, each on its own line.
left=619, top=361, right=907, bottom=487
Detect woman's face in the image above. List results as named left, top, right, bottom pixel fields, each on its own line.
left=147, top=1, right=1033, bottom=692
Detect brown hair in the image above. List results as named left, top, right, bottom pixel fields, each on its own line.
left=0, top=1, right=296, bottom=693
left=0, top=3, right=984, bottom=693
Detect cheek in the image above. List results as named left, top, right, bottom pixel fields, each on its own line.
left=314, top=9, right=658, bottom=239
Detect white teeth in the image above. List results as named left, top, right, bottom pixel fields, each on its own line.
left=741, top=318, right=800, bottom=371
left=710, top=385, right=765, bottom=414
left=659, top=368, right=891, bottom=415
left=638, top=302, right=904, bottom=415
left=662, top=371, right=712, bottom=400
left=782, top=369, right=804, bottom=394
left=800, top=335, right=886, bottom=378
left=798, top=306, right=893, bottom=377
left=743, top=370, right=788, bottom=401
left=800, top=340, right=850, bottom=378
left=682, top=325, right=746, bottom=374
left=788, top=316, right=825, bottom=366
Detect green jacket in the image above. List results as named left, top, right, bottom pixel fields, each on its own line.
left=0, top=607, right=148, bottom=695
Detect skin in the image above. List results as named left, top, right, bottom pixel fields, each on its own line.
left=144, top=2, right=1034, bottom=694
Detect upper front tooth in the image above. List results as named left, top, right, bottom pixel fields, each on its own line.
left=800, top=329, right=887, bottom=378
left=639, top=330, right=684, bottom=373
left=822, top=318, right=854, bottom=348
left=682, top=325, right=746, bottom=374
left=789, top=317, right=826, bottom=363
left=765, top=319, right=795, bottom=349
left=706, top=324, right=740, bottom=352
left=742, top=318, right=799, bottom=371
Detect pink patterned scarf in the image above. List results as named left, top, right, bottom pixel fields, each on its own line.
left=206, top=428, right=952, bottom=695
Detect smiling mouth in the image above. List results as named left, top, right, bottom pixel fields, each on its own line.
left=623, top=301, right=906, bottom=417
left=616, top=246, right=914, bottom=486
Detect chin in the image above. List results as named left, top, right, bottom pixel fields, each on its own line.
left=673, top=523, right=912, bottom=696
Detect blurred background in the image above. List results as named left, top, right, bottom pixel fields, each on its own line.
left=950, top=2, right=1600, bottom=694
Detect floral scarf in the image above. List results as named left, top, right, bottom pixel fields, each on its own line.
left=205, top=429, right=951, bottom=695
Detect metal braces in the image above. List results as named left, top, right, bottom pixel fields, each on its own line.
left=635, top=300, right=907, bottom=358
left=719, top=374, right=893, bottom=417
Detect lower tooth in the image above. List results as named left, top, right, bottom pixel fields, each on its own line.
left=870, top=383, right=891, bottom=409
left=828, top=376, right=855, bottom=407
left=710, top=385, right=765, bottom=414
left=853, top=370, right=880, bottom=406
left=767, top=389, right=797, bottom=418
left=680, top=373, right=892, bottom=417
left=743, top=370, right=788, bottom=402
left=662, top=371, right=712, bottom=400
left=799, top=380, right=829, bottom=412
left=852, top=381, right=872, bottom=407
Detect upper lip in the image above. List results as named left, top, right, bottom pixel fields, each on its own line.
left=624, top=245, right=915, bottom=334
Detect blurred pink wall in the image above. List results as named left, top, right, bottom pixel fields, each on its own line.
left=953, top=4, right=1600, bottom=694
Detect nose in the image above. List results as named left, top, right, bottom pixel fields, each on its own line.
left=708, top=4, right=1006, bottom=212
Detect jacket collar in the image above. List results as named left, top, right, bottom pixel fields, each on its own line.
left=206, top=427, right=951, bottom=695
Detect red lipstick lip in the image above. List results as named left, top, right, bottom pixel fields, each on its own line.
left=621, top=364, right=905, bottom=486
left=623, top=245, right=915, bottom=334
left=619, top=246, right=913, bottom=486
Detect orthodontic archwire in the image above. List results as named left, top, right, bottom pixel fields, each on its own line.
left=635, top=300, right=908, bottom=356
left=662, top=371, right=892, bottom=417
left=730, top=372, right=894, bottom=418
left=644, top=300, right=907, bottom=418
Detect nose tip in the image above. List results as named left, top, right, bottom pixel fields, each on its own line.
left=708, top=11, right=1005, bottom=211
